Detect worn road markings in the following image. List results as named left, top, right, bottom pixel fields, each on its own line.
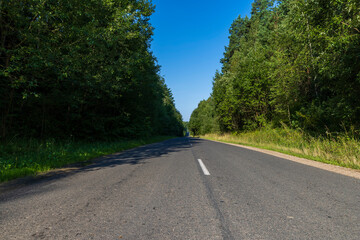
left=198, top=159, right=210, bottom=176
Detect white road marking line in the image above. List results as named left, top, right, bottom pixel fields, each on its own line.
left=198, top=159, right=210, bottom=176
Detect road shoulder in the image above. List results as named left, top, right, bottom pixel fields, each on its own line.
left=204, top=139, right=360, bottom=180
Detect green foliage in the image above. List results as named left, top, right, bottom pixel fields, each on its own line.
left=189, top=97, right=219, bottom=136
left=0, top=0, right=184, bottom=140
left=191, top=0, right=360, bottom=137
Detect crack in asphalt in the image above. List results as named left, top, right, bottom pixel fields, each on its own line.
left=189, top=139, right=235, bottom=240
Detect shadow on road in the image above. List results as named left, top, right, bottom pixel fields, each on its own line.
left=0, top=137, right=204, bottom=198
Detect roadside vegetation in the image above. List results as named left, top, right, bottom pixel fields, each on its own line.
left=0, top=1, right=184, bottom=182
left=189, top=0, right=360, bottom=169
left=0, top=136, right=173, bottom=182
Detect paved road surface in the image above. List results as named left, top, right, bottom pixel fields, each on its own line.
left=1, top=137, right=359, bottom=239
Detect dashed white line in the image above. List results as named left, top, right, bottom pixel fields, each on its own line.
left=198, top=159, right=210, bottom=176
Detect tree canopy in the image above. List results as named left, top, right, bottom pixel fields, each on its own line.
left=1, top=0, right=184, bottom=140
left=190, top=0, right=360, bottom=136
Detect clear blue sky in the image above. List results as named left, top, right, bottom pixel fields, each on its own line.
left=150, top=0, right=253, bottom=121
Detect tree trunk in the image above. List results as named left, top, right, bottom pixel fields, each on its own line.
left=1, top=55, right=12, bottom=139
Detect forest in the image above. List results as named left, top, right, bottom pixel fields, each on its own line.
left=190, top=0, right=360, bottom=137
left=1, top=0, right=184, bottom=141
left=0, top=0, right=184, bottom=181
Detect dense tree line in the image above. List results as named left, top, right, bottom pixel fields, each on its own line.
left=189, top=98, right=218, bottom=136
left=190, top=0, right=360, bottom=136
left=1, top=0, right=184, bottom=140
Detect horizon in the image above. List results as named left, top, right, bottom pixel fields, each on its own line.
left=150, top=0, right=253, bottom=121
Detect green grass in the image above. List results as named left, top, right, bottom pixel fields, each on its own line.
left=0, top=136, right=174, bottom=182
left=201, top=127, right=360, bottom=170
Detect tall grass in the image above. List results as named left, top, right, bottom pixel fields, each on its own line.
left=202, top=126, right=360, bottom=169
left=0, top=136, right=173, bottom=182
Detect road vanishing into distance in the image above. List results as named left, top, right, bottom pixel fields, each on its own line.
left=1, top=137, right=359, bottom=239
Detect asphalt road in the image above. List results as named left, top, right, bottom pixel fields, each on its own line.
left=1, top=137, right=359, bottom=239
